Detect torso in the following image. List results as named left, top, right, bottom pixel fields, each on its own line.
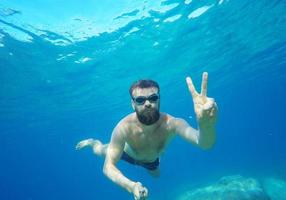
left=123, top=113, right=175, bottom=162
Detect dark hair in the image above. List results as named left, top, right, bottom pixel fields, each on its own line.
left=129, top=79, right=160, bottom=97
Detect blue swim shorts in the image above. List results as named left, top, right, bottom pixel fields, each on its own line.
left=120, top=151, right=159, bottom=171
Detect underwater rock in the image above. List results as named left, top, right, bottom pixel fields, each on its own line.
left=262, top=178, right=286, bottom=200
left=177, top=175, right=270, bottom=200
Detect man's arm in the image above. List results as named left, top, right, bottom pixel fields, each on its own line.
left=103, top=123, right=148, bottom=199
left=171, top=117, right=215, bottom=149
left=103, top=124, right=135, bottom=193
left=172, top=72, right=218, bottom=150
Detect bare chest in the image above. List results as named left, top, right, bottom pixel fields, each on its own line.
left=125, top=127, right=171, bottom=157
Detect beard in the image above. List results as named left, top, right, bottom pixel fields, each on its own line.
left=135, top=107, right=160, bottom=125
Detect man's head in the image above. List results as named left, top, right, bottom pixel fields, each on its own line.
left=129, top=80, right=160, bottom=125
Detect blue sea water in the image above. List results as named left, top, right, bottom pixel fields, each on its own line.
left=0, top=0, right=286, bottom=199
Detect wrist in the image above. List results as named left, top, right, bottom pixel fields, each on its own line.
left=129, top=181, right=137, bottom=193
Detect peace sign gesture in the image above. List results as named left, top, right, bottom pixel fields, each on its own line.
left=186, top=72, right=217, bottom=124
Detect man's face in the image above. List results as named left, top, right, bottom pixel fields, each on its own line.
left=131, top=87, right=160, bottom=125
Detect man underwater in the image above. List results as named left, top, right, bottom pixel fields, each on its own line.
left=76, top=72, right=218, bottom=200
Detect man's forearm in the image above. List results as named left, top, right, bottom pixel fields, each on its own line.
left=103, top=164, right=136, bottom=193
left=198, top=121, right=216, bottom=149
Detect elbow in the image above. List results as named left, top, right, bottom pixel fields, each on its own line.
left=103, top=163, right=111, bottom=177
left=198, top=133, right=216, bottom=150
left=199, top=140, right=216, bottom=150
left=103, top=162, right=118, bottom=179
left=201, top=143, right=214, bottom=150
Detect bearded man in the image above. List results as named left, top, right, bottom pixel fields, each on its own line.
left=76, top=72, right=218, bottom=200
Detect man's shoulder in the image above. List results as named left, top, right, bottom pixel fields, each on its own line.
left=120, top=112, right=137, bottom=123
left=116, top=113, right=137, bottom=129
left=160, top=112, right=175, bottom=123
left=161, top=113, right=186, bottom=129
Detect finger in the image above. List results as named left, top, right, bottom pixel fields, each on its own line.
left=201, top=72, right=208, bottom=97
left=210, top=107, right=216, bottom=117
left=210, top=109, right=214, bottom=117
left=204, top=103, right=213, bottom=111
left=139, top=192, right=145, bottom=200
left=214, top=102, right=218, bottom=109
left=204, top=98, right=214, bottom=110
left=144, top=188, right=148, bottom=198
left=186, top=76, right=198, bottom=98
left=207, top=97, right=214, bottom=103
left=139, top=191, right=145, bottom=199
left=75, top=144, right=81, bottom=150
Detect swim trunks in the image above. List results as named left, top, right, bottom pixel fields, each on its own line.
left=120, top=151, right=159, bottom=171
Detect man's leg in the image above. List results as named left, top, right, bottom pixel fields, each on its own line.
left=76, top=138, right=108, bottom=157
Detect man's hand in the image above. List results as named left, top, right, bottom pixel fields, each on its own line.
left=132, top=182, right=148, bottom=200
left=186, top=72, right=218, bottom=125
